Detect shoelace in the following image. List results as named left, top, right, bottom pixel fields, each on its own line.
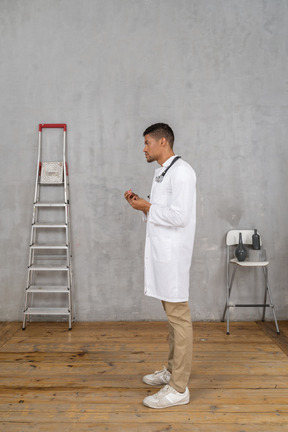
left=153, top=367, right=171, bottom=383
left=157, top=385, right=174, bottom=396
left=154, top=366, right=168, bottom=376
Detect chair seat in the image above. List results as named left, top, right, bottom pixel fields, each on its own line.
left=230, top=258, right=269, bottom=267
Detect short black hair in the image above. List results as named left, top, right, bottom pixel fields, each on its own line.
left=143, top=123, right=174, bottom=148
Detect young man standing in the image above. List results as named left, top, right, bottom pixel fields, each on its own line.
left=124, top=123, right=196, bottom=409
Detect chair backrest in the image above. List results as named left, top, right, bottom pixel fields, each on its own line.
left=226, top=229, right=262, bottom=246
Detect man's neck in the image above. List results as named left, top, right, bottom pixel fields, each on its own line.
left=158, top=151, right=175, bottom=166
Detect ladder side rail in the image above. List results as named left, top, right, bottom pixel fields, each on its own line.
left=68, top=262, right=73, bottom=326
left=23, top=267, right=33, bottom=328
left=30, top=226, right=37, bottom=265
left=31, top=128, right=42, bottom=271
left=29, top=226, right=34, bottom=249
left=65, top=163, right=70, bottom=205
left=68, top=231, right=74, bottom=325
left=65, top=180, right=73, bottom=324
left=65, top=225, right=69, bottom=264
left=63, top=130, right=68, bottom=204
left=24, top=270, right=31, bottom=308
left=66, top=186, right=73, bottom=282
left=65, top=177, right=73, bottom=325
left=31, top=181, right=40, bottom=238
left=32, top=184, right=41, bottom=258
left=34, top=130, right=42, bottom=204
left=67, top=259, right=73, bottom=329
left=28, top=247, right=33, bottom=268
left=65, top=173, right=70, bottom=224
left=26, top=125, right=42, bottom=328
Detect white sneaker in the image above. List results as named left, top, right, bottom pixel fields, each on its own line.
left=143, top=385, right=190, bottom=409
left=143, top=367, right=171, bottom=386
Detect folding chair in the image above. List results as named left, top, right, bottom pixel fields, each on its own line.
left=222, top=229, right=280, bottom=335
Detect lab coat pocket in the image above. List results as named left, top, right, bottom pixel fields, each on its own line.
left=151, top=237, right=172, bottom=263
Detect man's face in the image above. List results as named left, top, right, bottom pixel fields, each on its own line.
left=143, top=134, right=162, bottom=163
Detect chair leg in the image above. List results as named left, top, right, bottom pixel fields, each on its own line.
left=222, top=267, right=237, bottom=335
left=262, top=268, right=268, bottom=322
left=227, top=304, right=230, bottom=335
left=262, top=267, right=280, bottom=335
left=221, top=303, right=228, bottom=322
left=222, top=301, right=230, bottom=334
left=271, top=305, right=280, bottom=335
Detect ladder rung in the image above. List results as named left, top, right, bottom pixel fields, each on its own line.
left=34, top=202, right=67, bottom=207
left=39, top=182, right=64, bottom=186
left=24, top=307, right=70, bottom=316
left=30, top=243, right=68, bottom=249
left=29, top=264, right=69, bottom=271
left=32, top=223, right=67, bottom=228
left=27, top=285, right=69, bottom=293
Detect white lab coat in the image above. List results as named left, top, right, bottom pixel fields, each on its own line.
left=144, top=156, right=196, bottom=302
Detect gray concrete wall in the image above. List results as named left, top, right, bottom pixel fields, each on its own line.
left=1, top=0, right=288, bottom=322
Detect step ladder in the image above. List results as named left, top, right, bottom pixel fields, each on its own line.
left=23, top=124, right=73, bottom=330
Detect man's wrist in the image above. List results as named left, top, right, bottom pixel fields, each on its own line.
left=142, top=202, right=151, bottom=215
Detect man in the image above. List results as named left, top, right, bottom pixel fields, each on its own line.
left=124, top=123, right=196, bottom=409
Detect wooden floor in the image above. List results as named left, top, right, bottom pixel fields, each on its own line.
left=0, top=321, right=288, bottom=432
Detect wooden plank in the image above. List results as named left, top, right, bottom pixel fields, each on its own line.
left=0, top=340, right=282, bottom=353
left=3, top=329, right=275, bottom=343
left=0, top=322, right=21, bottom=349
left=1, top=423, right=288, bottom=432
left=279, top=321, right=288, bottom=333
left=16, top=320, right=280, bottom=338
left=0, top=374, right=287, bottom=390
left=12, top=321, right=272, bottom=339
left=257, top=321, right=288, bottom=356
left=1, top=409, right=288, bottom=423
left=0, top=400, right=288, bottom=414
left=0, top=399, right=288, bottom=416
left=0, top=358, right=287, bottom=375
left=0, top=349, right=285, bottom=363
left=1, top=388, right=288, bottom=405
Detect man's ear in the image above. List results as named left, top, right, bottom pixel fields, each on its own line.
left=160, top=137, right=167, bottom=147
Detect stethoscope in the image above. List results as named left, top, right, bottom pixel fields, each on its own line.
left=155, top=156, right=181, bottom=183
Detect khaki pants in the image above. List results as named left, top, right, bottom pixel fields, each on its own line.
left=162, top=301, right=193, bottom=393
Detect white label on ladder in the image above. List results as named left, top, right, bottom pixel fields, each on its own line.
left=41, top=162, right=64, bottom=184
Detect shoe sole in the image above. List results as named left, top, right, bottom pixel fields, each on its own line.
left=143, top=398, right=190, bottom=409
left=142, top=377, right=170, bottom=386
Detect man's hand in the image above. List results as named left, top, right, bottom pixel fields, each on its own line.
left=124, top=189, right=138, bottom=201
left=124, top=189, right=151, bottom=215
